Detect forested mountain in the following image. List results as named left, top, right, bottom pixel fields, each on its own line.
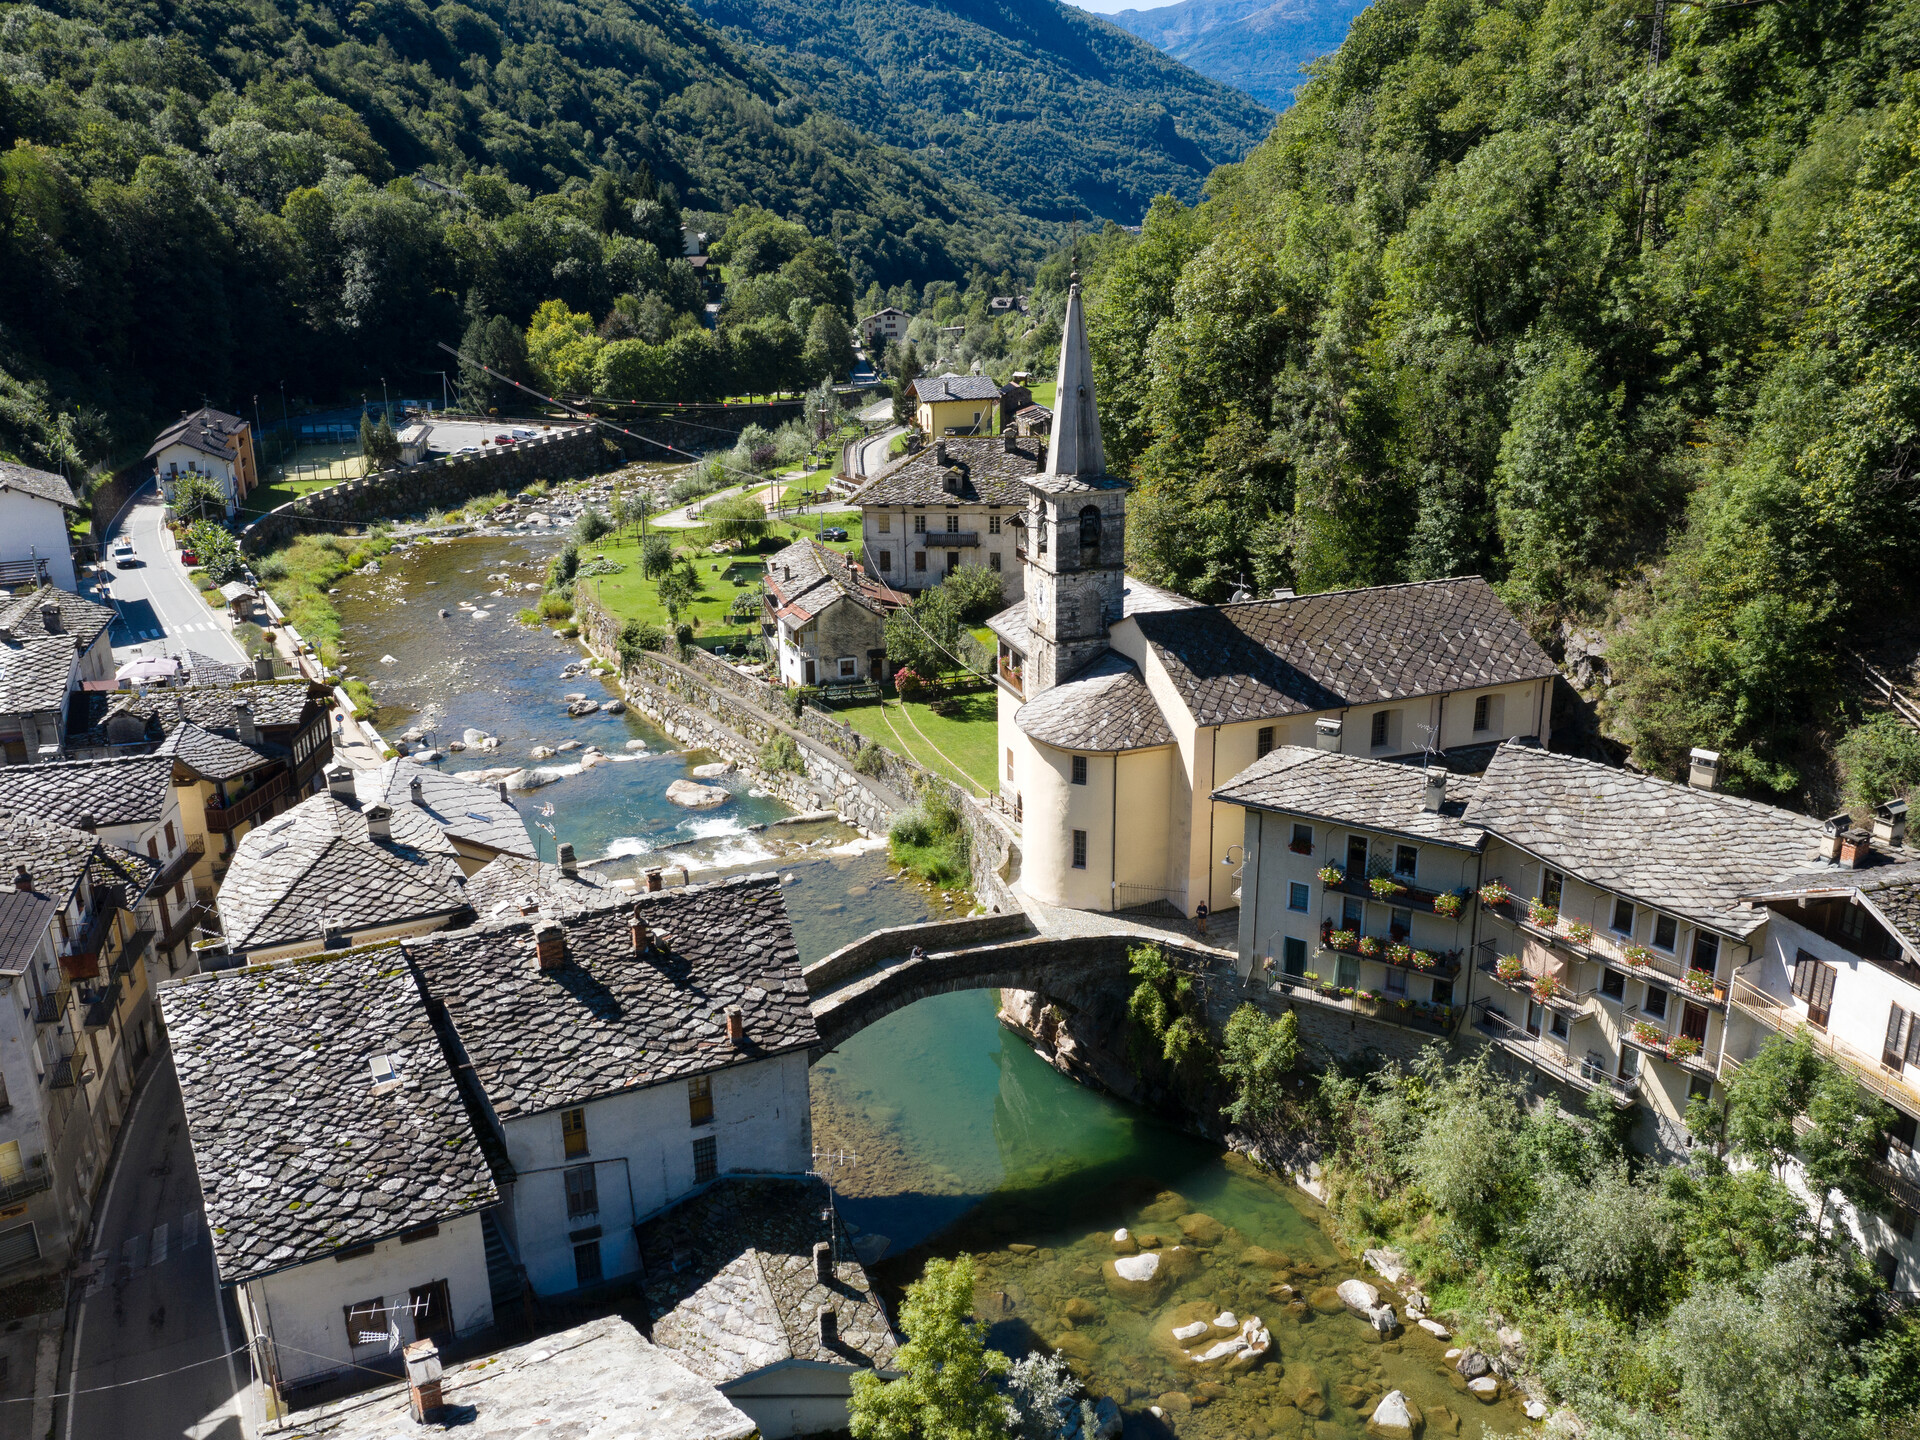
left=1102, top=0, right=1369, bottom=110
left=680, top=0, right=1274, bottom=223
left=0, top=0, right=1045, bottom=468
left=1085, top=0, right=1920, bottom=803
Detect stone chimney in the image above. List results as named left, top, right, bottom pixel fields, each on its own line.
left=1819, top=813, right=1850, bottom=863
left=1873, top=799, right=1908, bottom=849
left=39, top=602, right=61, bottom=634
left=934, top=440, right=947, bottom=467
left=496, top=781, right=509, bottom=803
left=12, top=866, right=30, bottom=892
left=558, top=842, right=577, bottom=876
left=253, top=654, right=274, bottom=681
left=816, top=1305, right=837, bottom=1346
left=326, top=763, right=355, bottom=800
left=813, top=1240, right=832, bottom=1282
left=77, top=813, right=96, bottom=833
left=1422, top=770, right=1448, bottom=813
left=533, top=921, right=567, bottom=970
left=1687, top=747, right=1721, bottom=791
left=234, top=700, right=258, bottom=746
left=365, top=803, right=392, bottom=842
left=725, top=1007, right=745, bottom=1044
left=1314, top=717, right=1342, bottom=753
left=404, top=1339, right=444, bottom=1423
left=1003, top=431, right=1018, bottom=454
left=409, top=776, right=424, bottom=807
left=1840, top=829, right=1873, bottom=868
left=645, top=867, right=664, bottom=893
left=628, top=912, right=650, bottom=955
left=322, top=923, right=348, bottom=950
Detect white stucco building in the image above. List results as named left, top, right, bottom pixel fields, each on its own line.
left=147, top=407, right=257, bottom=516
left=0, top=463, right=78, bottom=592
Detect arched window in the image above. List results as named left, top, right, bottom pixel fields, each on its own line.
left=1078, top=505, right=1101, bottom=552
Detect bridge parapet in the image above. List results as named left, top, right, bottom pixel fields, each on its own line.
left=803, top=913, right=1034, bottom=995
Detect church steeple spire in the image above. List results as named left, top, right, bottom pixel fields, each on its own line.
left=1043, top=277, right=1105, bottom=481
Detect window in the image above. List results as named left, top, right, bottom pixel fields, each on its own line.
left=1889, top=1207, right=1917, bottom=1242
left=1071, top=755, right=1087, bottom=785
left=565, top=1164, right=598, bottom=1218
left=914, top=551, right=927, bottom=572
left=913, top=515, right=926, bottom=533
left=838, top=658, right=857, bottom=678
left=345, top=1298, right=386, bottom=1349
left=1601, top=969, right=1626, bottom=1001
left=1390, top=907, right=1412, bottom=941
left=1256, top=726, right=1274, bottom=758
left=1370, top=711, right=1390, bottom=748
left=1618, top=1048, right=1639, bottom=1081
left=1071, top=830, right=1087, bottom=869
left=1282, top=937, right=1307, bottom=977
left=1346, top=835, right=1368, bottom=877
left=1542, top=870, right=1563, bottom=912
left=1549, top=1011, right=1569, bottom=1040
left=1841, top=903, right=1869, bottom=944
left=946, top=514, right=960, bottom=533
left=1643, top=985, right=1668, bottom=1020
left=878, top=513, right=890, bottom=533
left=1342, top=897, right=1364, bottom=930
left=1653, top=914, right=1678, bottom=952
left=1394, top=845, right=1418, bottom=879
left=1888, top=1006, right=1910, bottom=1069
left=693, top=1134, right=718, bottom=1183
left=1681, top=1002, right=1708, bottom=1044
left=1791, top=951, right=1838, bottom=1026
left=989, top=552, right=1001, bottom=572
left=1288, top=883, right=1310, bottom=913
left=409, top=1281, right=452, bottom=1342
left=562, top=1107, right=587, bottom=1159
left=1290, top=823, right=1312, bottom=854
left=1431, top=978, right=1454, bottom=1006
left=1385, top=967, right=1408, bottom=998
left=877, top=550, right=891, bottom=571
left=1691, top=931, right=1720, bottom=974
left=1473, top=695, right=1491, bottom=732
left=946, top=550, right=960, bottom=571
left=1078, top=505, right=1100, bottom=550
left=989, top=516, right=1001, bottom=535
left=688, top=1073, right=714, bottom=1126
left=164, top=821, right=176, bottom=849
left=1007, top=748, right=1015, bottom=782
left=1610, top=898, right=1635, bottom=935
left=1888, top=1112, right=1917, bottom=1158
left=573, top=1240, right=603, bottom=1286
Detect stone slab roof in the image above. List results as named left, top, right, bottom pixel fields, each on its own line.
left=0, top=586, right=115, bottom=649
left=282, top=1316, right=757, bottom=1440
left=115, top=679, right=320, bottom=735
left=155, top=719, right=278, bottom=781
left=1127, top=577, right=1556, bottom=727
left=987, top=574, right=1196, bottom=659
left=851, top=435, right=1042, bottom=509
left=0, top=636, right=76, bottom=716
left=146, top=406, right=247, bottom=463
left=460, top=854, right=610, bottom=925
left=356, top=758, right=532, bottom=858
left=1746, top=856, right=1920, bottom=952
left=160, top=950, right=501, bottom=1285
left=1468, top=742, right=1824, bottom=937
left=1015, top=651, right=1173, bottom=752
left=642, top=1177, right=897, bottom=1383
left=0, top=461, right=78, bottom=509
left=0, top=754, right=173, bottom=828
left=909, top=374, right=1001, bottom=403
left=217, top=792, right=469, bottom=953
left=404, top=874, right=815, bottom=1121
left=0, top=888, right=54, bottom=974
left=1212, top=745, right=1487, bottom=849
left=765, top=538, right=902, bottom=626
left=2, top=811, right=157, bottom=912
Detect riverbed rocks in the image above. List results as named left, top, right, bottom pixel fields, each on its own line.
left=690, top=761, right=734, bottom=779
left=1177, top=1213, right=1227, bottom=1247
left=1363, top=1248, right=1412, bottom=1285
left=1111, top=1229, right=1137, bottom=1255
left=566, top=698, right=599, bottom=716
left=665, top=779, right=729, bottom=808
left=1466, top=1376, right=1501, bottom=1404
left=1365, top=1389, right=1422, bottom=1439
left=1454, top=1349, right=1491, bottom=1380
left=600, top=698, right=625, bottom=714
left=530, top=745, right=556, bottom=760
left=1104, top=1252, right=1170, bottom=1308
left=556, top=739, right=582, bottom=752
left=1416, top=1318, right=1450, bottom=1340
left=1336, top=1280, right=1380, bottom=1314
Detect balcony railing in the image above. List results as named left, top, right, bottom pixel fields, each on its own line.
left=923, top=531, right=980, bottom=547
left=1322, top=871, right=1466, bottom=919
left=32, top=979, right=71, bottom=1027
left=58, top=888, right=124, bottom=979
left=83, top=978, right=120, bottom=1029
left=997, top=659, right=1023, bottom=697
left=1472, top=1000, right=1638, bottom=1107
left=153, top=837, right=205, bottom=891
left=158, top=903, right=210, bottom=955
left=1318, top=923, right=1462, bottom=979
left=1273, top=977, right=1461, bottom=1037
left=1483, top=900, right=1728, bottom=1002
left=110, top=929, right=153, bottom=980
left=203, top=769, right=291, bottom=833
left=0, top=1171, right=52, bottom=1206
left=1618, top=1018, right=1718, bottom=1078
left=48, top=1056, right=84, bottom=1090
left=1476, top=956, right=1592, bottom=1018
left=1729, top=975, right=1920, bottom=1114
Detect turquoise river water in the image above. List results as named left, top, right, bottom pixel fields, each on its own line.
left=335, top=535, right=1525, bottom=1438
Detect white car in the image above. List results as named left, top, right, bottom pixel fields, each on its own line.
left=111, top=539, right=136, bottom=567
left=510, top=427, right=536, bottom=441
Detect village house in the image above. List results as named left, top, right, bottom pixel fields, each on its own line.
left=458, top=848, right=608, bottom=925
left=0, top=463, right=79, bottom=591
left=858, top=307, right=909, bottom=349
left=850, top=436, right=1033, bottom=599
left=0, top=815, right=161, bottom=1278
left=0, top=587, right=116, bottom=765
left=161, top=949, right=505, bottom=1399
left=993, top=281, right=1556, bottom=919
left=761, top=537, right=905, bottom=687
left=401, top=875, right=816, bottom=1301
left=147, top=407, right=258, bottom=516
left=908, top=374, right=1002, bottom=437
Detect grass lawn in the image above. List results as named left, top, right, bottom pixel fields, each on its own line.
left=579, top=530, right=768, bottom=646
left=835, top=691, right=999, bottom=795
left=1026, top=379, right=1056, bottom=411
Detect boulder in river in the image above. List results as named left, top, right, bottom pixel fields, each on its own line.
left=666, top=779, right=729, bottom=808
left=600, top=698, right=626, bottom=714
left=1307, top=1286, right=1346, bottom=1314
left=1103, top=1251, right=1170, bottom=1308
left=1417, top=1318, right=1450, bottom=1340
left=1455, top=1349, right=1491, bottom=1379
left=690, top=761, right=734, bottom=779
left=566, top=699, right=598, bottom=716
left=530, top=746, right=556, bottom=760
left=1337, top=1279, right=1380, bottom=1314
left=1467, top=1377, right=1500, bottom=1403
left=1111, top=1228, right=1137, bottom=1255
left=1364, top=1248, right=1412, bottom=1284
left=1366, top=1390, right=1421, bottom=1439
left=1177, top=1213, right=1227, bottom=1247
left=556, top=739, right=582, bottom=752
left=462, top=728, right=489, bottom=746
left=625, top=739, right=650, bottom=751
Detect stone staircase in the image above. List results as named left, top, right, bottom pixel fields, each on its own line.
left=481, top=1210, right=525, bottom=1317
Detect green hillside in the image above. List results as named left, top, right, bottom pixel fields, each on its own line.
left=681, top=0, right=1275, bottom=223
left=1088, top=0, right=1920, bottom=805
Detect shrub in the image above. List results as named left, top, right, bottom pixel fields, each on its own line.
left=1623, top=944, right=1654, bottom=967
left=516, top=606, right=542, bottom=626
left=854, top=742, right=886, bottom=776
left=539, top=593, right=574, bottom=620
left=761, top=734, right=804, bottom=774
left=640, top=534, right=675, bottom=577
left=253, top=554, right=289, bottom=583
left=1370, top=876, right=1403, bottom=899
left=617, top=619, right=668, bottom=663
left=1357, top=935, right=1381, bottom=957
left=1836, top=712, right=1920, bottom=812
left=1409, top=950, right=1436, bottom=970
left=573, top=506, right=612, bottom=543
left=895, top=665, right=926, bottom=697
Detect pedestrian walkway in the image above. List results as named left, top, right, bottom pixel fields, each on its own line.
left=80, top=1210, right=204, bottom=1297
left=1012, top=882, right=1240, bottom=961
left=110, top=618, right=230, bottom=644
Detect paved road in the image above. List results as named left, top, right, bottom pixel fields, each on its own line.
left=419, top=418, right=580, bottom=455
left=854, top=426, right=904, bottom=481
left=98, top=485, right=249, bottom=666
left=57, top=1058, right=249, bottom=1440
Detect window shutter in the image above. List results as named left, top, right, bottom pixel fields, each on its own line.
left=1907, top=1021, right=1920, bottom=1068
left=1889, top=1005, right=1909, bottom=1056
left=1792, top=950, right=1818, bottom=1001
left=1814, top=962, right=1837, bottom=1013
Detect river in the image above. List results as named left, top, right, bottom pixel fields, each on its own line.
left=337, top=534, right=1525, bottom=1439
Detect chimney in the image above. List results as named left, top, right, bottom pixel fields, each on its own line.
left=533, top=921, right=567, bottom=970
left=813, top=1240, right=832, bottom=1282
left=934, top=440, right=947, bottom=466
left=1840, top=829, right=1872, bottom=868
left=77, top=813, right=96, bottom=833
left=1873, top=798, right=1908, bottom=849
left=12, top=867, right=29, bottom=892
left=1818, top=813, right=1850, bottom=863
left=1314, top=717, right=1342, bottom=753
left=322, top=923, right=348, bottom=950
left=1422, top=770, right=1448, bottom=813
left=253, top=654, right=274, bottom=681
left=39, top=602, right=61, bottom=634
left=725, top=1007, right=745, bottom=1044
left=404, top=1339, right=444, bottom=1423
left=365, top=803, right=392, bottom=841
left=558, top=842, right=577, bottom=875
left=234, top=700, right=258, bottom=746
left=326, top=763, right=355, bottom=800
left=1003, top=431, right=1017, bottom=454
left=645, top=867, right=664, bottom=893
left=1687, top=747, right=1721, bottom=791
left=816, top=1305, right=837, bottom=1346
left=628, top=913, right=650, bottom=955
left=409, top=776, right=424, bottom=807
left=496, top=781, right=509, bottom=802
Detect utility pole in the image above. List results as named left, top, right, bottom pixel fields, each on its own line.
left=381, top=377, right=390, bottom=421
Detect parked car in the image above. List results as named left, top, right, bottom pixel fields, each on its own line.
left=111, top=539, right=137, bottom=567
left=510, top=427, right=536, bottom=440
left=819, top=526, right=848, bottom=542
left=493, top=433, right=514, bottom=445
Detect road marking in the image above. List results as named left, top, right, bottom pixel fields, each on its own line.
left=180, top=1211, right=199, bottom=1248
left=120, top=1233, right=146, bottom=1276
left=151, top=1223, right=168, bottom=1264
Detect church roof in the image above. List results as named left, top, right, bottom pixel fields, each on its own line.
left=1015, top=651, right=1174, bottom=752
left=1035, top=281, right=1123, bottom=494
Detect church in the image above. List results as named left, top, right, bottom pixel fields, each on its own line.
left=990, top=280, right=1559, bottom=919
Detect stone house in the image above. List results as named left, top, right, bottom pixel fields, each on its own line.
left=401, top=876, right=816, bottom=1301
left=0, top=463, right=78, bottom=591
left=858, top=307, right=909, bottom=349
left=0, top=815, right=161, bottom=1279
left=161, top=949, right=504, bottom=1397
left=147, top=407, right=257, bottom=516
left=907, top=374, right=1002, bottom=437
left=0, top=587, right=116, bottom=764
left=850, top=436, right=1033, bottom=598
left=762, top=538, right=905, bottom=687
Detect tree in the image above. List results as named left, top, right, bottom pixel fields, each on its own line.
left=704, top=494, right=768, bottom=547
left=884, top=584, right=963, bottom=678
left=169, top=471, right=228, bottom=522
left=640, top=534, right=674, bottom=577
left=847, top=1255, right=1010, bottom=1440
left=616, top=618, right=667, bottom=663
left=940, top=565, right=1004, bottom=625
left=887, top=341, right=922, bottom=425
left=459, top=312, right=530, bottom=412
left=1722, top=1031, right=1891, bottom=1226
left=360, top=413, right=401, bottom=471
left=804, top=305, right=853, bottom=383
left=573, top=507, right=612, bottom=544
left=656, top=564, right=699, bottom=620
left=1836, top=712, right=1920, bottom=811
left=526, top=299, right=603, bottom=395
left=1218, top=1003, right=1300, bottom=1131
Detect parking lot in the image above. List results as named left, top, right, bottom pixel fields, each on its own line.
left=418, top=417, right=583, bottom=455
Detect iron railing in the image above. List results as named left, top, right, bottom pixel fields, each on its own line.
left=1472, top=1000, right=1638, bottom=1107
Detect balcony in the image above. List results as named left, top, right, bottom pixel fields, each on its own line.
left=1321, top=870, right=1467, bottom=919
left=997, top=658, right=1024, bottom=698
left=1481, top=893, right=1727, bottom=1002
left=1618, top=1018, right=1718, bottom=1079
left=110, top=929, right=153, bottom=980
left=0, top=1171, right=51, bottom=1206
left=153, top=837, right=205, bottom=892
left=83, top=978, right=120, bottom=1029
left=57, top=888, right=124, bottom=980
left=1729, top=975, right=1920, bottom=1114
left=48, top=1056, right=85, bottom=1090
left=159, top=902, right=211, bottom=955
left=1472, top=1001, right=1638, bottom=1107
left=1318, top=922, right=1462, bottom=979
left=1271, top=977, right=1461, bottom=1037
left=922, top=531, right=979, bottom=547
left=32, top=979, right=71, bottom=1027
left=1477, top=954, right=1591, bottom=1020
left=203, top=769, right=290, bottom=833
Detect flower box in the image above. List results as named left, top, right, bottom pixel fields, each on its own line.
left=1669, top=1034, right=1704, bottom=1060
left=1496, top=954, right=1524, bottom=982
left=1318, top=865, right=1346, bottom=886
left=1387, top=942, right=1413, bottom=966
left=1528, top=899, right=1560, bottom=928
left=1532, top=975, right=1561, bottom=1002
left=1357, top=936, right=1381, bottom=958
left=1410, top=950, right=1437, bottom=971
left=1566, top=920, right=1594, bottom=945
left=1326, top=930, right=1357, bottom=951
left=1623, top=945, right=1654, bottom=968
left=1433, top=892, right=1464, bottom=919
left=1683, top=969, right=1717, bottom=997
left=1631, top=1020, right=1666, bottom=1048
left=1370, top=876, right=1406, bottom=899
left=1479, top=880, right=1512, bottom=907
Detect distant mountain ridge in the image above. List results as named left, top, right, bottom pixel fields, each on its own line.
left=681, top=0, right=1275, bottom=224
left=1102, top=0, right=1372, bottom=110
